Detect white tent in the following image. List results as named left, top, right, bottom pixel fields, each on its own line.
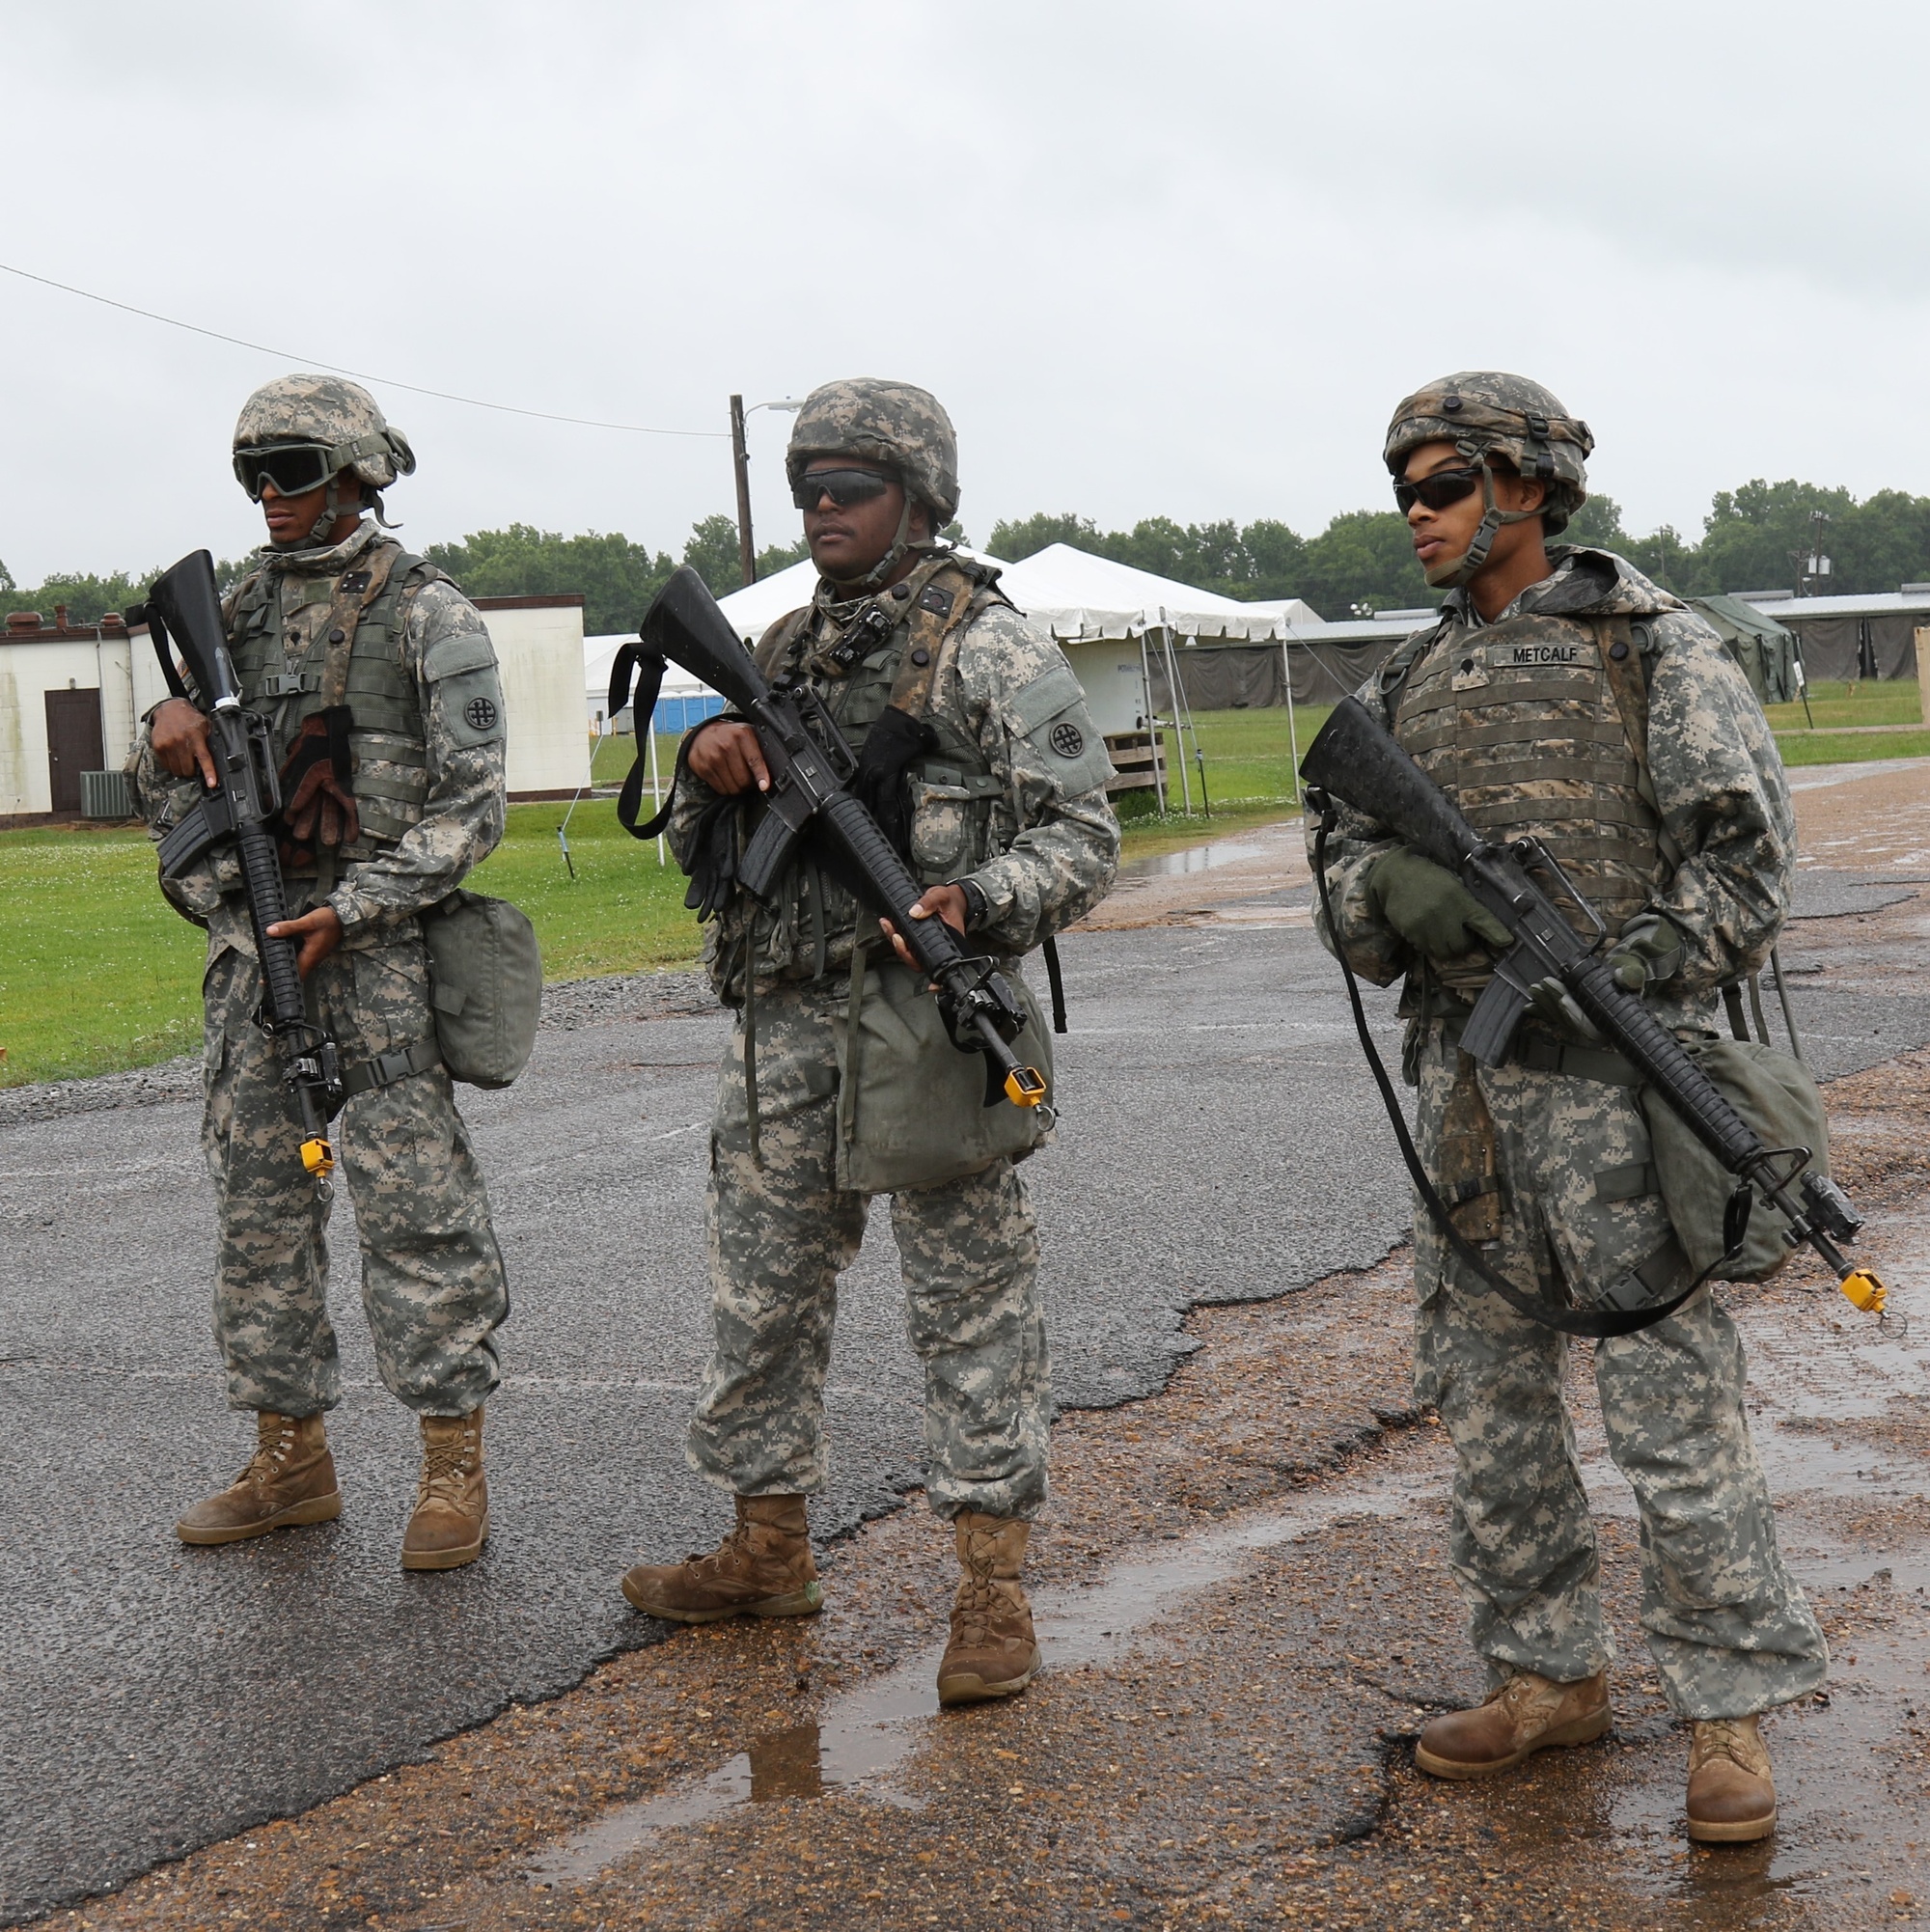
left=995, top=543, right=1315, bottom=643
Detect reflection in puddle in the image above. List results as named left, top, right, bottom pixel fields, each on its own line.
left=528, top=1463, right=1439, bottom=1886
left=1128, top=839, right=1270, bottom=878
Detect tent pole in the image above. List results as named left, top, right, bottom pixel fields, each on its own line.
left=1162, top=628, right=1195, bottom=816
left=1282, top=629, right=1300, bottom=806
left=1138, top=631, right=1168, bottom=817
left=648, top=712, right=666, bottom=866
left=1792, top=629, right=1816, bottom=729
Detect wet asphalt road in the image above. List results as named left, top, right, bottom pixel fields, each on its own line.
left=5, top=898, right=1930, bottom=1921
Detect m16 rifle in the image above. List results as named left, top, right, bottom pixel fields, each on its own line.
left=607, top=566, right=1045, bottom=1111
left=131, top=550, right=343, bottom=1180
left=1301, top=694, right=1894, bottom=1335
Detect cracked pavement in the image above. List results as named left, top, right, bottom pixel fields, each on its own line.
left=8, top=759, right=1930, bottom=1929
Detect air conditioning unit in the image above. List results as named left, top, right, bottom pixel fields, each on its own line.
left=80, top=769, right=135, bottom=819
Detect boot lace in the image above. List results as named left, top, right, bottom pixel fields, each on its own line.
left=1693, top=1719, right=1768, bottom=1776
left=418, top=1435, right=475, bottom=1507
left=951, top=1576, right=1022, bottom=1649
left=241, top=1419, right=298, bottom=1492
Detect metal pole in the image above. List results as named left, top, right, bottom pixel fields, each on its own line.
left=1161, top=628, right=1195, bottom=814
left=1282, top=630, right=1301, bottom=805
left=648, top=711, right=666, bottom=866
left=1137, top=631, right=1167, bottom=817
left=730, top=393, right=757, bottom=587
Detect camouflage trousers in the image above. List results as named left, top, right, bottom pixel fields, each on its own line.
left=1411, top=1025, right=1828, bottom=1720
left=201, top=926, right=507, bottom=1419
left=687, top=982, right=1051, bottom=1522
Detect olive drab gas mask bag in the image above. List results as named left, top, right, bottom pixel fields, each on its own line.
left=832, top=945, right=1055, bottom=1194
left=1640, top=1035, right=1834, bottom=1282
left=421, top=890, right=542, bottom=1089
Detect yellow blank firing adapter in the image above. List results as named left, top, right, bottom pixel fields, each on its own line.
left=1838, top=1269, right=1888, bottom=1316
left=1005, top=1065, right=1048, bottom=1108
left=301, top=1137, right=336, bottom=1178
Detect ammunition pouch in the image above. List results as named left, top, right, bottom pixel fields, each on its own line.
left=1640, top=1036, right=1833, bottom=1282
left=420, top=890, right=543, bottom=1089
left=831, top=945, right=1054, bottom=1194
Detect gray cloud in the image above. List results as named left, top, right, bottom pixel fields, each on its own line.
left=5, top=0, right=1928, bottom=591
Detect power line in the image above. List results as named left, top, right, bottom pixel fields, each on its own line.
left=0, top=260, right=726, bottom=440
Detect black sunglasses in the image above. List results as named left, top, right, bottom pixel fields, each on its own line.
left=1393, top=464, right=1484, bottom=515
left=791, top=467, right=895, bottom=511
left=234, top=443, right=341, bottom=502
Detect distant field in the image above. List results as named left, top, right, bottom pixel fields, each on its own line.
left=6, top=684, right=1925, bottom=1086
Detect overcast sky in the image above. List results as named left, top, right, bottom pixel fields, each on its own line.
left=6, top=0, right=1928, bottom=590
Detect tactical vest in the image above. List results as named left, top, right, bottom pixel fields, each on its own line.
left=1392, top=608, right=1664, bottom=992
left=227, top=539, right=443, bottom=861
left=756, top=554, right=1012, bottom=883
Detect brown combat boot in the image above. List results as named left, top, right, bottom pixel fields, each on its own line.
left=1686, top=1715, right=1777, bottom=1843
left=937, top=1512, right=1042, bottom=1707
left=400, top=1408, right=488, bottom=1571
left=1415, top=1668, right=1612, bottom=1779
left=176, top=1410, right=342, bottom=1546
left=620, top=1494, right=822, bottom=1622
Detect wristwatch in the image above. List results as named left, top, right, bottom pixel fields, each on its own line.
left=953, top=877, right=991, bottom=933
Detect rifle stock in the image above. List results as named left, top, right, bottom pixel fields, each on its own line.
left=1301, top=695, right=1893, bottom=1323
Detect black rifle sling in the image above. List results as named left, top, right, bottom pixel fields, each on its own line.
left=1042, top=935, right=1067, bottom=1034
left=1310, top=808, right=1722, bottom=1339
left=607, top=643, right=676, bottom=840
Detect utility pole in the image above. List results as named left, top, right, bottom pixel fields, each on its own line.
left=730, top=394, right=757, bottom=587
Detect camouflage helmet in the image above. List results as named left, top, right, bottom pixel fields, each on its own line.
left=233, top=373, right=417, bottom=489
left=785, top=378, right=959, bottom=525
left=1384, top=371, right=1591, bottom=534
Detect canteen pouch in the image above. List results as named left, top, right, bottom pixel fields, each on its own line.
left=421, top=890, right=542, bottom=1089
left=1640, top=1035, right=1832, bottom=1282
left=833, top=948, right=1055, bottom=1194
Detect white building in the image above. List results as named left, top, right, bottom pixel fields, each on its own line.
left=0, top=592, right=588, bottom=821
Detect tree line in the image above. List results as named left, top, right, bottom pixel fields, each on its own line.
left=987, top=480, right=1930, bottom=616
left=8, top=480, right=1930, bottom=632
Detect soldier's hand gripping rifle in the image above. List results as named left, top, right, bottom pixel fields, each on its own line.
left=610, top=566, right=1046, bottom=1111
left=1301, top=694, right=1894, bottom=1332
left=130, top=550, right=343, bottom=1181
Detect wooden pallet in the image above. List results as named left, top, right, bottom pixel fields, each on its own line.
left=1103, top=730, right=1168, bottom=797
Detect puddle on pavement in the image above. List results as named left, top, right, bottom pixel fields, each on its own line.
left=528, top=1461, right=1442, bottom=1886
left=1124, top=837, right=1273, bottom=878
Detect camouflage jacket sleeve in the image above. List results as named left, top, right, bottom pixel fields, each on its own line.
left=943, top=604, right=1121, bottom=952
left=1305, top=668, right=1412, bottom=988
left=1641, top=612, right=1794, bottom=994
left=128, top=723, right=237, bottom=924
left=327, top=578, right=508, bottom=930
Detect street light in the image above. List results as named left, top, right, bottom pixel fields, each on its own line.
left=730, top=396, right=804, bottom=587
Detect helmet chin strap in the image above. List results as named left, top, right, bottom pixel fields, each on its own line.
left=1424, top=458, right=1542, bottom=590
left=826, top=494, right=920, bottom=594
left=271, top=471, right=368, bottom=554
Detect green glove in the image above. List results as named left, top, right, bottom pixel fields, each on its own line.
left=1365, top=847, right=1512, bottom=961
left=1607, top=912, right=1684, bottom=993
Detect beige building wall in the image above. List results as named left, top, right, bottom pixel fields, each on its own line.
left=473, top=595, right=588, bottom=798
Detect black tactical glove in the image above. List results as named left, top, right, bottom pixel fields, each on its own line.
left=851, top=704, right=940, bottom=859
left=682, top=793, right=743, bottom=921
left=1366, top=846, right=1511, bottom=961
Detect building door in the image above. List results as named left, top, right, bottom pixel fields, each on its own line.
left=44, top=688, right=105, bottom=814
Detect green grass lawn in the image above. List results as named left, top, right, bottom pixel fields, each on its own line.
left=1766, top=677, right=1923, bottom=731
left=10, top=689, right=1926, bottom=1088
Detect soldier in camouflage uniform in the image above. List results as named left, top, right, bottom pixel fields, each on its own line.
left=1311, top=373, right=1825, bottom=1842
left=137, top=375, right=510, bottom=1571
left=621, top=378, right=1119, bottom=1705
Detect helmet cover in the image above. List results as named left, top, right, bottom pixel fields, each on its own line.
left=1384, top=372, right=1591, bottom=534
left=233, top=373, right=417, bottom=489
left=786, top=378, right=959, bottom=526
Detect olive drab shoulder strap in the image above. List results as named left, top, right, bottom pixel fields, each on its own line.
left=312, top=541, right=406, bottom=710
left=1377, top=614, right=1452, bottom=723
left=885, top=562, right=1007, bottom=718
left=1592, top=615, right=1686, bottom=873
